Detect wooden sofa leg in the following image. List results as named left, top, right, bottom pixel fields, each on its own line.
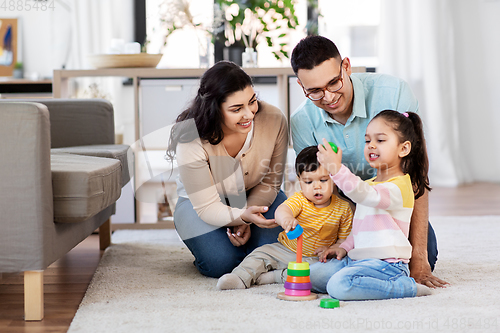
left=99, top=218, right=111, bottom=250
left=24, top=270, right=44, bottom=321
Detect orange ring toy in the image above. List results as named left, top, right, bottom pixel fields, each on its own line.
left=286, top=275, right=311, bottom=283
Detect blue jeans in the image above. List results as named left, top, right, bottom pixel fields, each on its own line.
left=174, top=190, right=286, bottom=278
left=311, top=222, right=438, bottom=294
left=313, top=257, right=416, bottom=300
left=311, top=221, right=437, bottom=294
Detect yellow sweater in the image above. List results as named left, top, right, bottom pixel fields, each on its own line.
left=278, top=192, right=353, bottom=257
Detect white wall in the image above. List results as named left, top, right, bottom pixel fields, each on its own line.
left=0, top=8, right=55, bottom=78
left=1, top=1, right=134, bottom=77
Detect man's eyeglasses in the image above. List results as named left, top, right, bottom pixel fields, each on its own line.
left=301, top=59, right=344, bottom=101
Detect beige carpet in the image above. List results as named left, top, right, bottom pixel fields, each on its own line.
left=68, top=216, right=500, bottom=333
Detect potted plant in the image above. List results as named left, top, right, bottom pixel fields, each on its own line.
left=13, top=62, right=23, bottom=79
left=215, top=0, right=299, bottom=62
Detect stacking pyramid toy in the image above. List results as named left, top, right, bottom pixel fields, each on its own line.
left=277, top=224, right=317, bottom=301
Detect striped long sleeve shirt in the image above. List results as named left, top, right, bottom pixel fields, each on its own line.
left=332, top=165, right=414, bottom=263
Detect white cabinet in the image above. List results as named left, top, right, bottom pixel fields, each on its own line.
left=139, top=78, right=200, bottom=147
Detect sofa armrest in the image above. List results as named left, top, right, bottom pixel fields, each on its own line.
left=0, top=102, right=54, bottom=272
left=6, top=99, right=115, bottom=148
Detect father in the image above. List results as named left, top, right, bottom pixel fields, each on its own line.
left=290, top=35, right=447, bottom=288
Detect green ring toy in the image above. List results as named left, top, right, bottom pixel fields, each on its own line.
left=287, top=268, right=310, bottom=277
left=320, top=298, right=340, bottom=309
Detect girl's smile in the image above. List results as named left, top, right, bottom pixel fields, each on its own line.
left=364, top=117, right=410, bottom=181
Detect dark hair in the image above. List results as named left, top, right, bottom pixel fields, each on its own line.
left=295, top=146, right=321, bottom=177
left=291, top=36, right=341, bottom=74
left=165, top=61, right=253, bottom=160
left=372, top=110, right=431, bottom=199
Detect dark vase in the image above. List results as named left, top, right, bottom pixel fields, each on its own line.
left=214, top=40, right=245, bottom=66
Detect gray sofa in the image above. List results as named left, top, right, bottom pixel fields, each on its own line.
left=0, top=99, right=132, bottom=320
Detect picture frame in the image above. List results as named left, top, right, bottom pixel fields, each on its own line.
left=0, top=18, right=18, bottom=77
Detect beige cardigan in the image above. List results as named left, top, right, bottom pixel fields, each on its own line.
left=176, top=101, right=288, bottom=226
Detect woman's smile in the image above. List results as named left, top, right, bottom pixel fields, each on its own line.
left=238, top=120, right=252, bottom=128
left=220, top=85, right=258, bottom=136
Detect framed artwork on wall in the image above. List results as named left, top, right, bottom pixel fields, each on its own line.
left=0, top=18, right=18, bottom=77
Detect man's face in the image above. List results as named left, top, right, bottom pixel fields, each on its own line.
left=297, top=57, right=354, bottom=125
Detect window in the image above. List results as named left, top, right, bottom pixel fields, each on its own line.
left=318, top=0, right=380, bottom=70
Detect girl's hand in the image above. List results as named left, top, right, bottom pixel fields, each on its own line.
left=227, top=224, right=251, bottom=247
left=279, top=217, right=298, bottom=233
left=317, top=138, right=343, bottom=176
left=315, top=245, right=347, bottom=262
left=241, top=206, right=278, bottom=228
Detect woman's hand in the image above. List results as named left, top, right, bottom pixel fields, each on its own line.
left=317, top=138, right=343, bottom=176
left=241, top=206, right=278, bottom=228
left=227, top=224, right=251, bottom=247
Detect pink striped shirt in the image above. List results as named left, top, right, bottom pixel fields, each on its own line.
left=331, top=165, right=414, bottom=262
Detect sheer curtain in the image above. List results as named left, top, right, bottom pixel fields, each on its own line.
left=379, top=0, right=500, bottom=186
left=50, top=0, right=135, bottom=143
left=50, top=0, right=133, bottom=70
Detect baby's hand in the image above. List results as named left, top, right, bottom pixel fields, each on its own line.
left=279, top=217, right=298, bottom=233
left=317, top=138, right=343, bottom=176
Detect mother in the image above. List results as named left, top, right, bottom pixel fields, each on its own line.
left=166, top=61, right=288, bottom=278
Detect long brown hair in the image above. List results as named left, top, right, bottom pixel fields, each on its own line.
left=165, top=61, right=253, bottom=161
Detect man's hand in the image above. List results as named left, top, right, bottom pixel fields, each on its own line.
left=409, top=258, right=449, bottom=288
left=408, top=190, right=449, bottom=288
left=227, top=224, right=251, bottom=247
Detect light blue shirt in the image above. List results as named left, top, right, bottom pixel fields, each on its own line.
left=291, top=73, right=419, bottom=180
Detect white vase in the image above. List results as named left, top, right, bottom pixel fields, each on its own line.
left=242, top=48, right=257, bottom=68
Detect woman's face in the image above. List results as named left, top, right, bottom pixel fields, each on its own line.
left=220, top=85, right=258, bottom=136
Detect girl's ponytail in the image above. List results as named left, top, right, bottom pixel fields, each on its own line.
left=405, top=112, right=431, bottom=199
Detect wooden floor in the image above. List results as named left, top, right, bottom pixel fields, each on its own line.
left=1, top=182, right=499, bottom=332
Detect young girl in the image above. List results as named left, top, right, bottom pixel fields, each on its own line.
left=314, top=110, right=433, bottom=300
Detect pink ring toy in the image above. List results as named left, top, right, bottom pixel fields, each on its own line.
left=284, top=288, right=311, bottom=296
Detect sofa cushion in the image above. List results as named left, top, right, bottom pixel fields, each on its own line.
left=51, top=153, right=122, bottom=223
left=51, top=144, right=132, bottom=187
